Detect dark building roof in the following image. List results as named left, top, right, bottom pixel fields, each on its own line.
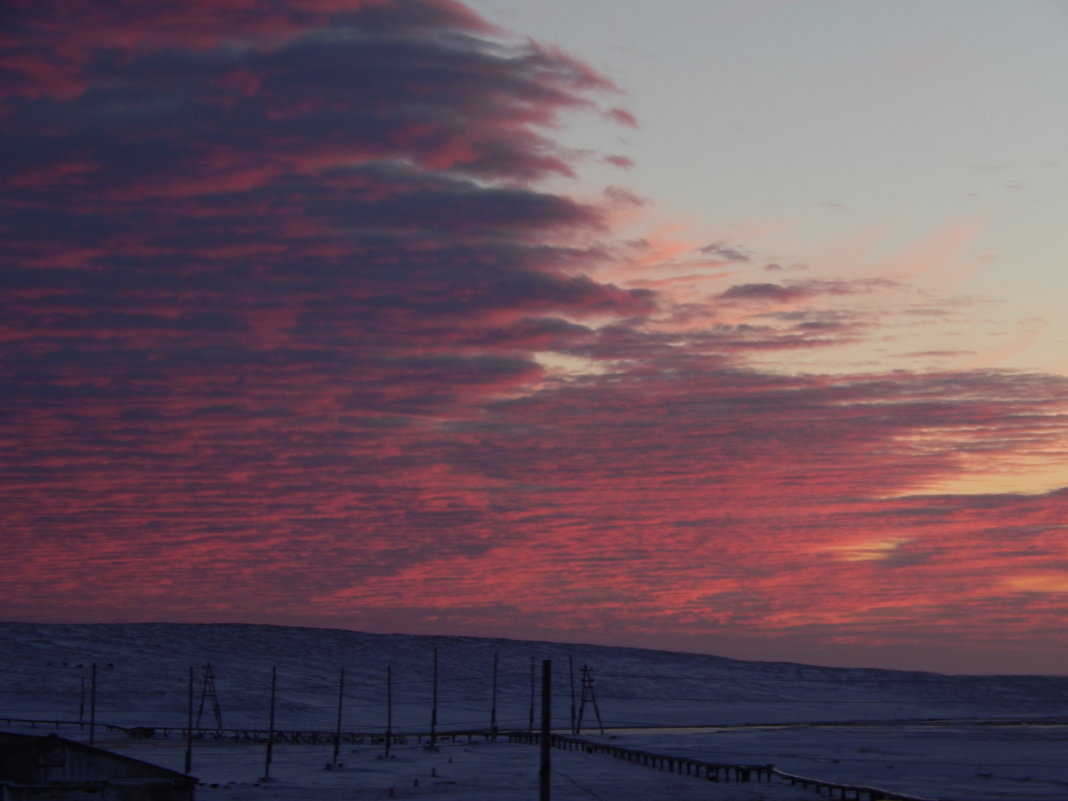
left=0, top=732, right=194, bottom=785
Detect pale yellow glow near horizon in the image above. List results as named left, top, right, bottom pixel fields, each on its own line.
left=914, top=468, right=1068, bottom=499
left=900, top=436, right=1068, bottom=498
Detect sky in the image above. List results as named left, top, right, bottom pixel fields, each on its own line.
left=2, top=0, right=1067, bottom=675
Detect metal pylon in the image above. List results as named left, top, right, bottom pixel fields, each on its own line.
left=196, top=663, right=223, bottom=730
left=575, top=664, right=604, bottom=734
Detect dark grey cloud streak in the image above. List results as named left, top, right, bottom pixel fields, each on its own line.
left=2, top=0, right=647, bottom=410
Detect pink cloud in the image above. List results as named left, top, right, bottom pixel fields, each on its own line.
left=604, top=106, right=639, bottom=128
left=2, top=0, right=1067, bottom=673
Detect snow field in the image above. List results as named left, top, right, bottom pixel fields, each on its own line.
left=4, top=623, right=1068, bottom=800
left=101, top=736, right=806, bottom=801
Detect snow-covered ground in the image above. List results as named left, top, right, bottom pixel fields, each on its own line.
left=91, top=736, right=801, bottom=801
left=2, top=622, right=1068, bottom=800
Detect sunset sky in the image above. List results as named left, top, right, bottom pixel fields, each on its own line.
left=3, top=0, right=1067, bottom=675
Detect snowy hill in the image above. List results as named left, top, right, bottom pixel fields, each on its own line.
left=2, top=621, right=1066, bottom=732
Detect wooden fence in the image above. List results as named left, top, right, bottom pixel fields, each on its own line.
left=508, top=731, right=774, bottom=783
left=508, top=731, right=942, bottom=801
left=773, top=769, right=940, bottom=801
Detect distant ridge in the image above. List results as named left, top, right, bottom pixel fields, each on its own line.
left=3, top=622, right=1068, bottom=733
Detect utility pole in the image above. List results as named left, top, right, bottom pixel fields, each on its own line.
left=490, top=651, right=499, bottom=740
left=184, top=666, right=194, bottom=775
left=568, top=657, right=577, bottom=734
left=539, top=660, right=552, bottom=801
left=88, top=663, right=97, bottom=746
left=332, top=664, right=345, bottom=767
left=428, top=647, right=438, bottom=749
left=528, top=656, right=535, bottom=734
left=263, top=667, right=277, bottom=780
left=384, top=664, right=393, bottom=759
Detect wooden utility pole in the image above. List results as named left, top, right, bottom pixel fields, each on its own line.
left=568, top=657, right=577, bottom=734
left=384, top=664, right=393, bottom=759
left=332, top=664, right=345, bottom=766
left=88, top=663, right=97, bottom=746
left=184, top=666, right=194, bottom=775
left=539, top=660, right=552, bottom=801
left=263, top=667, right=277, bottom=780
left=429, top=647, right=438, bottom=749
left=490, top=651, right=499, bottom=740
left=528, top=656, right=535, bottom=734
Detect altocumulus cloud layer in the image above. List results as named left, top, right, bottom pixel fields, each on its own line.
left=3, top=0, right=1068, bottom=672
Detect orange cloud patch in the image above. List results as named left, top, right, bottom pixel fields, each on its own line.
left=1004, top=572, right=1068, bottom=594
left=826, top=538, right=915, bottom=562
